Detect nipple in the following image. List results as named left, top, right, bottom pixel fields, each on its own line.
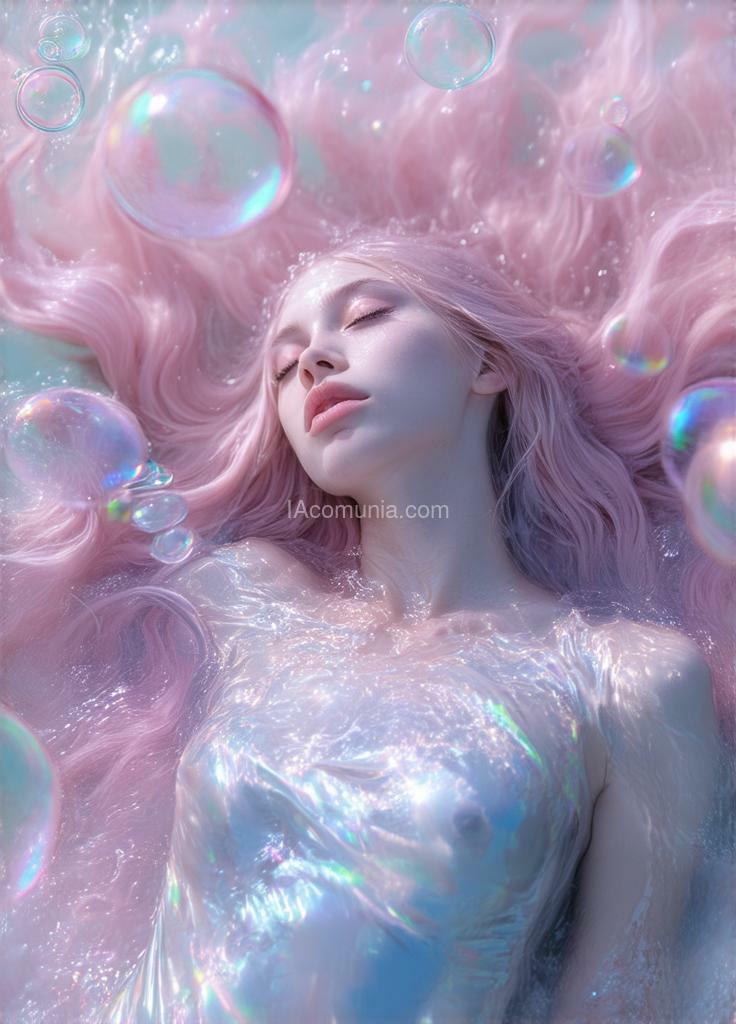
left=452, top=800, right=492, bottom=848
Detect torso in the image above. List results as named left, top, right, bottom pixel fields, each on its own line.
left=106, top=539, right=612, bottom=1024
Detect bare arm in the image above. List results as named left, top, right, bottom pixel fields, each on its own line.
left=548, top=632, right=721, bottom=1024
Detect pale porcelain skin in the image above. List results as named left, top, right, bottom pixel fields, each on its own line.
left=103, top=540, right=718, bottom=1024
left=104, top=260, right=719, bottom=1023
left=105, top=542, right=609, bottom=1023
left=269, top=258, right=557, bottom=623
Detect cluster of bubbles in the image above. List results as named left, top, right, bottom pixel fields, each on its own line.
left=662, top=378, right=736, bottom=566
left=401, top=5, right=639, bottom=199
left=0, top=709, right=61, bottom=911
left=15, top=10, right=89, bottom=133
left=36, top=10, right=91, bottom=63
left=12, top=1, right=640, bottom=233
left=102, top=68, right=294, bottom=240
left=560, top=92, right=641, bottom=198
left=3, top=387, right=199, bottom=565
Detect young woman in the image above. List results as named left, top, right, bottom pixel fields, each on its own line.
left=100, top=244, right=721, bottom=1024
left=0, top=1, right=732, bottom=1022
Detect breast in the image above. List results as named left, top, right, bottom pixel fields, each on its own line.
left=164, top=619, right=596, bottom=1021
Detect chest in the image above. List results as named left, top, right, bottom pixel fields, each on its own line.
left=196, top=615, right=604, bottom=838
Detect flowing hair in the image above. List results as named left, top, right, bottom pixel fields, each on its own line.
left=0, top=0, right=733, bottom=1019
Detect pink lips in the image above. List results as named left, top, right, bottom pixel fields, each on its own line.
left=304, top=381, right=371, bottom=434
left=309, top=397, right=370, bottom=436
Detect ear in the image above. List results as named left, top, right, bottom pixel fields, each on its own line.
left=471, top=359, right=506, bottom=397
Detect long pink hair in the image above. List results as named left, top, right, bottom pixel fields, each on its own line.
left=0, top=0, right=732, bottom=1018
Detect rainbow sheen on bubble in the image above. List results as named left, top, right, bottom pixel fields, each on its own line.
left=129, top=459, right=175, bottom=491
left=15, top=65, right=85, bottom=133
left=37, top=11, right=91, bottom=62
left=404, top=2, right=495, bottom=90
left=131, top=491, right=189, bottom=533
left=3, top=387, right=150, bottom=509
left=103, top=68, right=294, bottom=240
left=662, top=378, right=736, bottom=490
left=0, top=709, right=61, bottom=908
left=599, top=95, right=628, bottom=127
left=561, top=124, right=641, bottom=197
left=106, top=489, right=135, bottom=523
left=151, top=525, right=196, bottom=564
left=683, top=421, right=736, bottom=566
left=602, top=311, right=671, bottom=376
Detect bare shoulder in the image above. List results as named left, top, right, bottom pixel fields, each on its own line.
left=595, top=615, right=720, bottom=763
left=218, top=536, right=329, bottom=595
left=165, top=536, right=327, bottom=605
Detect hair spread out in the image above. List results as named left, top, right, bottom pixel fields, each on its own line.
left=0, top=1, right=733, bottom=1019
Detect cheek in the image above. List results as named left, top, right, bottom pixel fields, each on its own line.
left=276, top=394, right=305, bottom=447
left=376, top=332, right=465, bottom=405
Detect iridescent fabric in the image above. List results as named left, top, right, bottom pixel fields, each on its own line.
left=104, top=549, right=608, bottom=1023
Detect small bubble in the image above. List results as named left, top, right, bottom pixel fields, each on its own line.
left=404, top=1, right=495, bottom=90
left=15, top=65, right=85, bottom=133
left=599, top=95, right=628, bottom=128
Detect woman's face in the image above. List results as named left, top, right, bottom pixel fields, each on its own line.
left=268, top=257, right=486, bottom=498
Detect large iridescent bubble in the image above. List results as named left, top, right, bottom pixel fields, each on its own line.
left=103, top=67, right=294, bottom=240
left=3, top=387, right=150, bottom=509
left=404, top=2, right=495, bottom=90
left=661, top=378, right=736, bottom=491
left=561, top=124, right=641, bottom=198
left=0, top=709, right=61, bottom=908
left=683, top=420, right=736, bottom=566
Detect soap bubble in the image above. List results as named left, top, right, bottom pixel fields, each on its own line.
left=0, top=709, right=61, bottom=907
left=3, top=387, right=150, bottom=509
left=683, top=421, right=736, bottom=566
left=15, top=65, right=84, bottom=133
left=37, top=38, right=63, bottom=62
left=561, top=124, right=641, bottom=197
left=661, top=378, right=736, bottom=490
left=404, top=2, right=495, bottom=90
left=599, top=95, right=629, bottom=127
left=602, top=311, right=672, bottom=376
left=131, top=491, right=188, bottom=533
left=37, top=11, right=91, bottom=63
left=151, top=526, right=196, bottom=564
left=103, top=68, right=294, bottom=240
left=129, top=459, right=175, bottom=491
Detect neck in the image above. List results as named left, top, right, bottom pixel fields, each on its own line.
left=351, top=437, right=550, bottom=622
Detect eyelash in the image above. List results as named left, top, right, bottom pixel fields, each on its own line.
left=272, top=307, right=392, bottom=384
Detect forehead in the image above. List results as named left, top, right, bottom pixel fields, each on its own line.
left=275, top=259, right=398, bottom=324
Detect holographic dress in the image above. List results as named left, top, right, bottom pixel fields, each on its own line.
left=105, top=547, right=608, bottom=1024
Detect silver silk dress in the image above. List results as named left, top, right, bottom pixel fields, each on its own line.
left=104, top=547, right=610, bottom=1024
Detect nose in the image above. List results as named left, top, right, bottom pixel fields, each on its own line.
left=298, top=341, right=348, bottom=386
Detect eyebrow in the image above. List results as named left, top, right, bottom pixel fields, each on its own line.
left=270, top=277, right=398, bottom=349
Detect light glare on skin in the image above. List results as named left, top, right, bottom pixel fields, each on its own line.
left=269, top=258, right=504, bottom=502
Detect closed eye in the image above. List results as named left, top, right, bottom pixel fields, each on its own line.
left=272, top=307, right=393, bottom=384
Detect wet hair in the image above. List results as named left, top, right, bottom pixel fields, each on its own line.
left=0, top=0, right=733, bottom=1016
